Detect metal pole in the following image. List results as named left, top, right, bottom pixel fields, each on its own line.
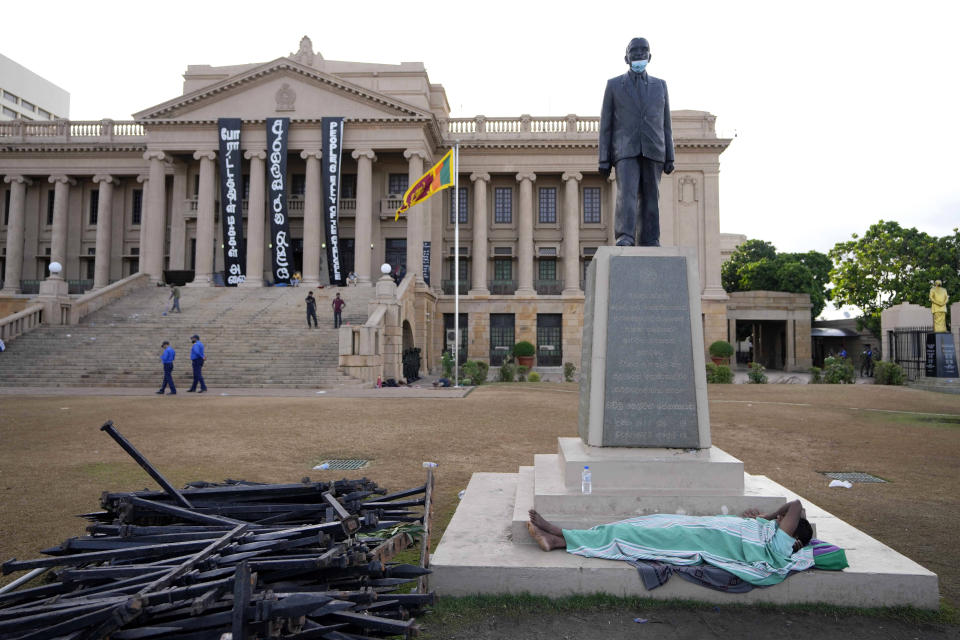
left=453, top=142, right=460, bottom=388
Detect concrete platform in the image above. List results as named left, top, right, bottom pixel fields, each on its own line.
left=432, top=472, right=940, bottom=608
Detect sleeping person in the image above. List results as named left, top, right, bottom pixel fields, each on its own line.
left=527, top=499, right=815, bottom=586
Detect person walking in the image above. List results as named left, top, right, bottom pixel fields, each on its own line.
left=169, top=285, right=181, bottom=313
left=305, top=291, right=318, bottom=328
left=332, top=292, right=346, bottom=329
left=157, top=341, right=177, bottom=395
left=187, top=334, right=207, bottom=393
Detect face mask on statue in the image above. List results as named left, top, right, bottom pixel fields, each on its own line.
left=630, top=59, right=648, bottom=73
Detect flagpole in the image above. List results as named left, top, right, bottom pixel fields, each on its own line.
left=453, top=141, right=460, bottom=388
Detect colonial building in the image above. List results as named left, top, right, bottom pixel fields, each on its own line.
left=1, top=38, right=810, bottom=372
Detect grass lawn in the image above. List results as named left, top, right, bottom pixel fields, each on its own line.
left=0, top=383, right=957, bottom=615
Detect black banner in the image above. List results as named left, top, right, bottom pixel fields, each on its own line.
left=217, top=118, right=245, bottom=285
left=321, top=117, right=344, bottom=285
left=266, top=118, right=292, bottom=284
left=422, top=241, right=431, bottom=286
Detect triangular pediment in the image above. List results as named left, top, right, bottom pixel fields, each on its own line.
left=133, top=58, right=431, bottom=121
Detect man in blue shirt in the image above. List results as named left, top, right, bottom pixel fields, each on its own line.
left=187, top=334, right=207, bottom=393
left=157, top=341, right=177, bottom=395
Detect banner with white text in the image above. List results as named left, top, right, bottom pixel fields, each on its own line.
left=266, top=117, right=292, bottom=284
left=321, top=117, right=344, bottom=286
left=217, top=118, right=245, bottom=285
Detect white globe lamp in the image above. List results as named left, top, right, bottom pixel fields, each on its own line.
left=48, top=261, right=63, bottom=276
left=380, top=263, right=392, bottom=275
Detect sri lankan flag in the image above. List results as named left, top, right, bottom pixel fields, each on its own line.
left=395, top=149, right=454, bottom=220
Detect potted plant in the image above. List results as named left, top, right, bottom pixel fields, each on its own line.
left=512, top=340, right=536, bottom=368
left=708, top=340, right=734, bottom=366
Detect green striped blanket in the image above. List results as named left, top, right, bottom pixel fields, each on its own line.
left=563, top=514, right=814, bottom=586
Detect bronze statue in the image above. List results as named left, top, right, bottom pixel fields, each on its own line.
left=599, top=37, right=675, bottom=247
left=930, top=279, right=948, bottom=333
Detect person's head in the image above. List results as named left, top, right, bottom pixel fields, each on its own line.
left=795, top=517, right=813, bottom=548
left=624, top=37, right=652, bottom=71
left=935, top=279, right=942, bottom=287
left=308, top=290, right=313, bottom=295
left=161, top=341, right=170, bottom=348
left=191, top=334, right=199, bottom=343
left=336, top=292, right=341, bottom=298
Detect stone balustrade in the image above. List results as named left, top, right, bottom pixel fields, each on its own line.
left=0, top=303, right=44, bottom=343
left=0, top=119, right=145, bottom=142
left=65, top=272, right=151, bottom=325
left=444, top=115, right=600, bottom=137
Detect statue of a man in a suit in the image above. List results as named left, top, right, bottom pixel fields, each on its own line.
left=599, top=37, right=675, bottom=247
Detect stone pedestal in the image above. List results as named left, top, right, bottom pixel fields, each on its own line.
left=925, top=333, right=958, bottom=378
left=36, top=277, right=70, bottom=325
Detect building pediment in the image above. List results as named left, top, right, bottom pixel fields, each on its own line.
left=133, top=58, right=433, bottom=122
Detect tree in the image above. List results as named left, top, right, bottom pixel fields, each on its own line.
left=829, top=221, right=960, bottom=336
left=722, top=240, right=830, bottom=318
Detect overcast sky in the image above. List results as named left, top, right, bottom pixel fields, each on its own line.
left=4, top=0, right=958, bottom=261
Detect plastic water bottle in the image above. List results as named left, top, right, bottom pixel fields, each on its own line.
left=581, top=466, right=592, bottom=494
left=422, top=461, right=438, bottom=468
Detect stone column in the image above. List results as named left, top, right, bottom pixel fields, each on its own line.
left=191, top=150, right=217, bottom=286
left=169, top=164, right=187, bottom=269
left=562, top=172, right=582, bottom=295
left=516, top=172, right=536, bottom=295
left=92, top=175, right=114, bottom=290
left=702, top=169, right=727, bottom=299
left=607, top=170, right=617, bottom=246
left=2, top=175, right=30, bottom=294
left=242, top=149, right=266, bottom=287
left=469, top=173, right=490, bottom=295
left=351, top=149, right=376, bottom=285
left=404, top=149, right=427, bottom=283
left=47, top=174, right=74, bottom=280
left=300, top=149, right=322, bottom=287
left=136, top=174, right=149, bottom=273
left=143, top=151, right=167, bottom=282
left=786, top=317, right=796, bottom=372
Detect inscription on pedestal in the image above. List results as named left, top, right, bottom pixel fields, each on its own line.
left=601, top=256, right=699, bottom=447
left=926, top=333, right=958, bottom=378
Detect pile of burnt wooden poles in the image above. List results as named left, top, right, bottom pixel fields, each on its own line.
left=0, top=421, right=435, bottom=640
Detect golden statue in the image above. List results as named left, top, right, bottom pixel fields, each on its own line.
left=930, top=280, right=948, bottom=333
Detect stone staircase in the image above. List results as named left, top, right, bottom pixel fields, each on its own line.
left=0, top=285, right=376, bottom=389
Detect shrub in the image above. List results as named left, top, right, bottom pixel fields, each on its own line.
left=705, top=362, right=716, bottom=378
left=712, top=364, right=733, bottom=384
left=747, top=362, right=768, bottom=384
left=516, top=365, right=529, bottom=382
left=809, top=366, right=823, bottom=384
left=441, top=351, right=454, bottom=379
left=512, top=341, right=536, bottom=357
left=823, top=356, right=855, bottom=384
left=874, top=361, right=905, bottom=385
left=708, top=340, right=734, bottom=359
left=498, top=362, right=516, bottom=382
left=563, top=362, right=576, bottom=382
left=463, top=360, right=488, bottom=386
left=528, top=371, right=541, bottom=382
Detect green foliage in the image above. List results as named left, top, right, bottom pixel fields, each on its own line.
left=823, top=356, right=855, bottom=384
left=462, top=360, right=488, bottom=385
left=874, top=361, right=905, bottom=386
left=512, top=340, right=536, bottom=357
left=441, top=351, right=454, bottom=379
left=516, top=365, right=529, bottom=382
left=563, top=362, right=576, bottom=382
left=527, top=371, right=541, bottom=382
left=498, top=362, right=516, bottom=382
left=747, top=362, right=768, bottom=384
left=708, top=340, right=734, bottom=358
left=829, top=221, right=960, bottom=337
left=705, top=362, right=733, bottom=383
left=809, top=366, right=823, bottom=384
left=722, top=239, right=831, bottom=318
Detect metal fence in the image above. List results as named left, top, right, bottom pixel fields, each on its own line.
left=887, top=326, right=933, bottom=381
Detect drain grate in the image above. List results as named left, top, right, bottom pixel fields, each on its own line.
left=318, top=459, right=370, bottom=470
left=821, top=471, right=887, bottom=483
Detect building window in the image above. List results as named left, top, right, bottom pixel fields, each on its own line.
left=538, top=187, right=557, bottom=224
left=449, top=186, right=468, bottom=224
left=385, top=238, right=407, bottom=271
left=494, top=257, right=512, bottom=282
left=46, top=189, right=55, bottom=225
left=89, top=190, right=99, bottom=225
left=193, top=174, right=200, bottom=196
left=1, top=107, right=16, bottom=119
left=3, top=189, right=9, bottom=226
left=583, top=187, right=601, bottom=223
left=494, top=187, right=512, bottom=224
left=538, top=258, right=557, bottom=281
left=489, top=313, right=515, bottom=366
left=38, top=108, right=50, bottom=120
left=536, top=314, right=563, bottom=366
left=388, top=173, right=408, bottom=196
left=2, top=90, right=17, bottom=104
left=243, top=174, right=250, bottom=200
left=341, top=174, right=357, bottom=199
left=20, top=99, right=35, bottom=112
left=132, top=189, right=143, bottom=225
left=291, top=173, right=305, bottom=196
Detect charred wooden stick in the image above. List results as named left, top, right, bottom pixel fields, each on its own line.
left=100, top=421, right=192, bottom=509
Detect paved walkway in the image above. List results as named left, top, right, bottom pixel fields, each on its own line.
left=0, top=383, right=473, bottom=399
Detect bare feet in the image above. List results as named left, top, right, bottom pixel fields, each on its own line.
left=528, top=510, right=563, bottom=537
left=526, top=521, right=565, bottom=551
